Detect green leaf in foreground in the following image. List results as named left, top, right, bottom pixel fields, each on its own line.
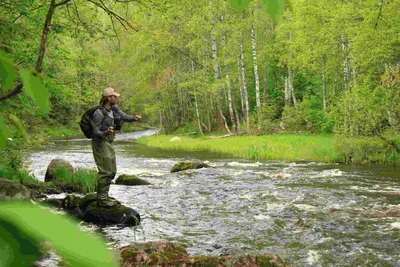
left=19, top=69, right=50, bottom=114
left=0, top=202, right=117, bottom=267
left=0, top=116, right=12, bottom=150
left=261, top=0, right=285, bottom=21
left=0, top=50, right=16, bottom=92
left=230, top=0, right=252, bottom=12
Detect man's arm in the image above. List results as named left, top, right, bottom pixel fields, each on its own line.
left=113, top=105, right=141, bottom=122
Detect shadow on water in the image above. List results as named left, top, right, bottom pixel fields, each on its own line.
left=25, top=130, right=400, bottom=267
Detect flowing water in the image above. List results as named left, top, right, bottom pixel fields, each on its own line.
left=26, top=130, right=400, bottom=266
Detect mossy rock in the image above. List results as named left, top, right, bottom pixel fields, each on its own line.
left=0, top=178, right=31, bottom=201
left=118, top=240, right=289, bottom=267
left=45, top=158, right=74, bottom=182
left=83, top=202, right=140, bottom=226
left=115, top=175, right=151, bottom=186
left=119, top=240, right=189, bottom=266
left=171, top=161, right=212, bottom=173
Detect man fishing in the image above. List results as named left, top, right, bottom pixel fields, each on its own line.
left=92, top=87, right=142, bottom=207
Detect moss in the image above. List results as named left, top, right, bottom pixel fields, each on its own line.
left=115, top=175, right=151, bottom=186
left=0, top=178, right=31, bottom=200
left=171, top=161, right=212, bottom=173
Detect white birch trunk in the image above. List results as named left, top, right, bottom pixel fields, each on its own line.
left=284, top=73, right=290, bottom=107
left=240, top=39, right=250, bottom=131
left=251, top=12, right=262, bottom=130
left=191, top=60, right=203, bottom=135
left=342, top=41, right=350, bottom=93
left=288, top=67, right=297, bottom=107
left=322, top=53, right=327, bottom=112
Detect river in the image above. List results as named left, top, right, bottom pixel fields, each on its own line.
left=25, top=130, right=400, bottom=266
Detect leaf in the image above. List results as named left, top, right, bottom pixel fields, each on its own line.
left=0, top=202, right=118, bottom=267
left=8, top=114, right=28, bottom=140
left=261, top=0, right=285, bottom=22
left=0, top=50, right=16, bottom=92
left=230, top=0, right=252, bottom=12
left=19, top=70, right=50, bottom=114
left=0, top=116, right=12, bottom=150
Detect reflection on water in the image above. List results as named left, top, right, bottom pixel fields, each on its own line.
left=26, top=130, right=400, bottom=266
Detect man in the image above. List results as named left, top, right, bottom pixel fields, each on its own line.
left=92, top=87, right=142, bottom=207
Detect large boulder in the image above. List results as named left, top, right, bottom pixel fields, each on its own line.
left=115, top=175, right=151, bottom=186
left=119, top=240, right=289, bottom=267
left=0, top=178, right=31, bottom=201
left=62, top=193, right=140, bottom=226
left=45, top=158, right=74, bottom=182
left=171, top=161, right=212, bottom=173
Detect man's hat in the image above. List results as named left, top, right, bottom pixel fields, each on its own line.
left=103, top=87, right=121, bottom=97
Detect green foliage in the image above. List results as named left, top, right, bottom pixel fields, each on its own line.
left=0, top=202, right=117, bottom=266
left=19, top=70, right=50, bottom=114
left=334, top=137, right=400, bottom=165
left=0, top=51, right=16, bottom=92
left=54, top=167, right=97, bottom=193
left=0, top=164, right=37, bottom=185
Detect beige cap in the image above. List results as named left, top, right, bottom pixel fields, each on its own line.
left=103, top=87, right=121, bottom=97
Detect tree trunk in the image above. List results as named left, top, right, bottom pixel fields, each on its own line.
left=210, top=2, right=230, bottom=134
left=191, top=60, right=203, bottom=135
left=36, top=0, right=56, bottom=73
left=240, top=39, right=250, bottom=131
left=251, top=11, right=262, bottom=130
left=342, top=40, right=350, bottom=93
left=284, top=73, right=290, bottom=107
left=288, top=67, right=297, bottom=107
left=322, top=53, right=327, bottom=112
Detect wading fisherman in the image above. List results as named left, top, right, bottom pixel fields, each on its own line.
left=92, top=87, right=142, bottom=207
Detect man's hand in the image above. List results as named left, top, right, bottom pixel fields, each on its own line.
left=135, top=115, right=142, bottom=121
left=107, top=127, right=115, bottom=135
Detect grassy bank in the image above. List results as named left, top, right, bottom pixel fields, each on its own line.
left=139, top=134, right=400, bottom=165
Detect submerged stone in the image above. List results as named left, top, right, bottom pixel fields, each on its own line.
left=61, top=193, right=140, bottom=226
left=171, top=161, right=212, bottom=173
left=0, top=178, right=31, bottom=201
left=44, top=158, right=74, bottom=182
left=115, top=174, right=151, bottom=186
left=84, top=202, right=140, bottom=226
left=119, top=240, right=289, bottom=267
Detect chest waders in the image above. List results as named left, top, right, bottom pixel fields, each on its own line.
left=92, top=136, right=116, bottom=202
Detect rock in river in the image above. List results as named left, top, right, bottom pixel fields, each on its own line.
left=115, top=174, right=151, bottom=186
left=171, top=161, right=212, bottom=173
left=62, top=193, right=140, bottom=226
left=119, top=240, right=289, bottom=267
left=44, top=158, right=74, bottom=182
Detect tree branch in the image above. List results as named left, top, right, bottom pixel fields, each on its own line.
left=55, top=0, right=72, bottom=8
left=86, top=0, right=138, bottom=31
left=0, top=81, right=23, bottom=102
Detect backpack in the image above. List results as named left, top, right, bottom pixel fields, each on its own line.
left=79, top=106, right=124, bottom=139
left=80, top=106, right=101, bottom=139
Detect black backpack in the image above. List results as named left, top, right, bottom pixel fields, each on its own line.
left=79, top=106, right=123, bottom=139
left=80, top=106, right=101, bottom=139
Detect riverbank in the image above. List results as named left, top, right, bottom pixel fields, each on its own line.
left=138, top=134, right=400, bottom=165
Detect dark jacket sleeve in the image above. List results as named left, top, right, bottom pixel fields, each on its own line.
left=92, top=109, right=108, bottom=137
left=112, top=105, right=137, bottom=122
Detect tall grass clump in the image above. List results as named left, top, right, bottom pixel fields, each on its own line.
left=334, top=136, right=400, bottom=165
left=54, top=167, right=97, bottom=193
left=0, top=164, right=38, bottom=185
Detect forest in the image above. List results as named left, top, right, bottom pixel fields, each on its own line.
left=1, top=0, right=400, bottom=164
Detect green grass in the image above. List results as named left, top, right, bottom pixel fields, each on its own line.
left=54, top=168, right=97, bottom=193
left=0, top=164, right=38, bottom=184
left=139, top=134, right=400, bottom=165
left=139, top=134, right=341, bottom=163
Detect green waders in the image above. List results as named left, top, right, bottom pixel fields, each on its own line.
left=92, top=137, right=116, bottom=203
